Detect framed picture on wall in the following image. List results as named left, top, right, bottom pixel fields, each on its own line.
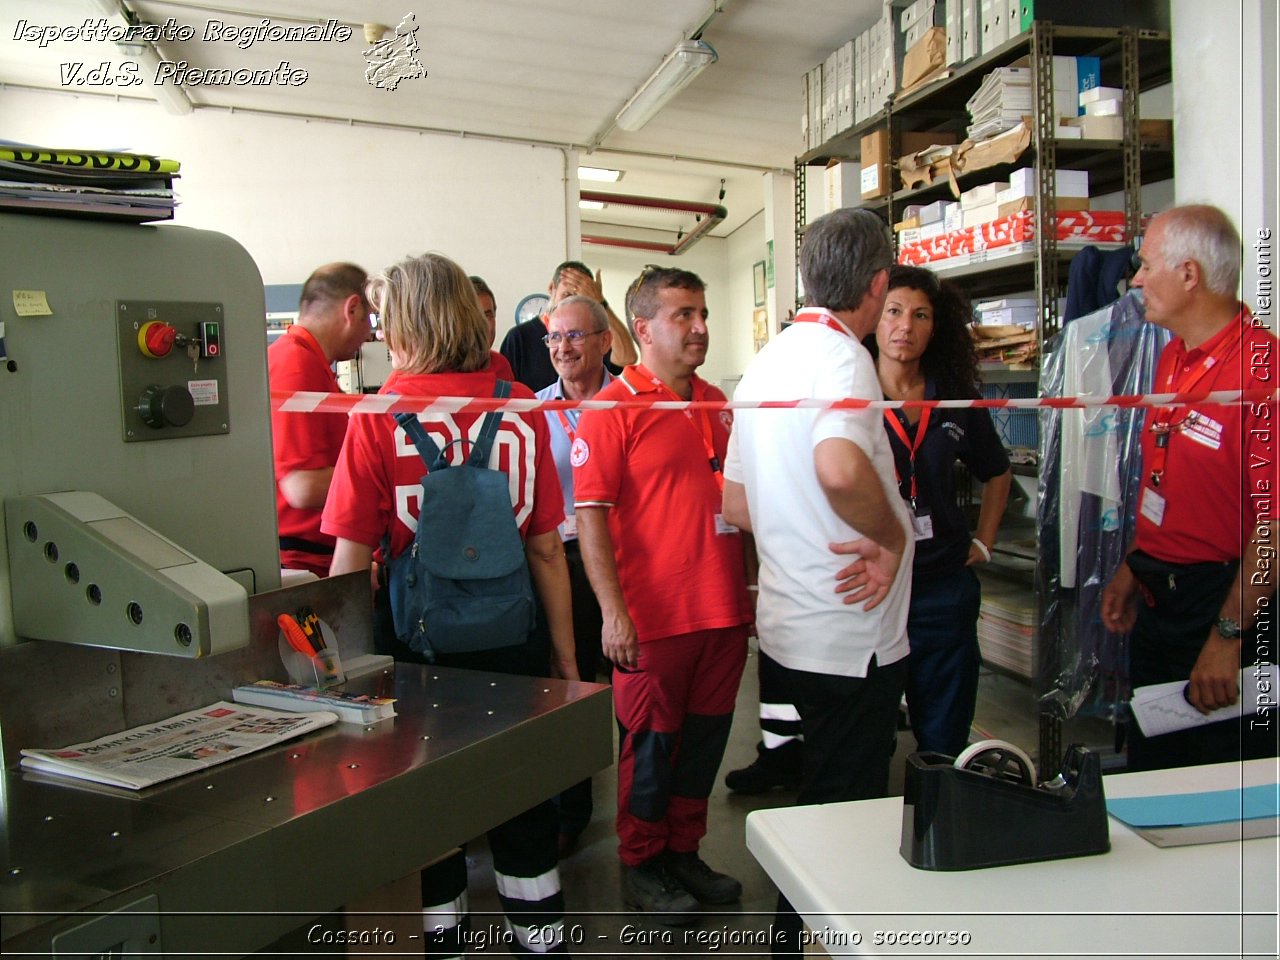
left=753, top=260, right=766, bottom=307
left=753, top=308, right=769, bottom=353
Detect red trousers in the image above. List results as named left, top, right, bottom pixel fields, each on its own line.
left=614, top=625, right=748, bottom=866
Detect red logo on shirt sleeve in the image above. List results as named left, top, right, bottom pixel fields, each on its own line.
left=570, top=437, right=589, bottom=467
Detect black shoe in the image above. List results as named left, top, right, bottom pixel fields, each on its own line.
left=622, top=859, right=699, bottom=925
left=663, top=851, right=742, bottom=904
left=724, top=755, right=801, bottom=794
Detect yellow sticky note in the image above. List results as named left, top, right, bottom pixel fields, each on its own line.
left=12, top=290, right=52, bottom=317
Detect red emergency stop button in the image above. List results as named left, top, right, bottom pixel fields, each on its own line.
left=138, top=321, right=177, bottom=358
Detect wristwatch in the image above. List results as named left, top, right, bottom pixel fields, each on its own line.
left=1215, top=616, right=1243, bottom=639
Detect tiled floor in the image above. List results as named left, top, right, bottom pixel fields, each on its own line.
left=453, top=645, right=1064, bottom=957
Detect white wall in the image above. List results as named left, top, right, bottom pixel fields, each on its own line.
left=724, top=210, right=770, bottom=383
left=6, top=88, right=570, bottom=325
left=1171, top=0, right=1278, bottom=313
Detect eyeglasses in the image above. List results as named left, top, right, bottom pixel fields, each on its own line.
left=543, top=330, right=606, bottom=346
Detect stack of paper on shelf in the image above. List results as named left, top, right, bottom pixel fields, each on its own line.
left=966, top=67, right=1033, bottom=140
left=0, top=143, right=178, bottom=223
left=971, top=324, right=1038, bottom=367
left=976, top=576, right=1036, bottom=678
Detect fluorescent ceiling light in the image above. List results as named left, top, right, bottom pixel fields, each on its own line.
left=614, top=39, right=717, bottom=132
left=578, top=199, right=608, bottom=210
left=578, top=165, right=624, bottom=182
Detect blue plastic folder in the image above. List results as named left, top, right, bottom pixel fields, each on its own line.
left=1107, top=785, right=1280, bottom=829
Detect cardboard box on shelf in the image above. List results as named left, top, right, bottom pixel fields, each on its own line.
left=1007, top=166, right=1088, bottom=198
left=860, top=128, right=891, bottom=199
left=1062, top=114, right=1123, bottom=140
left=1079, top=85, right=1123, bottom=106
left=944, top=204, right=964, bottom=231
left=980, top=0, right=1006, bottom=54
left=1085, top=98, right=1122, bottom=118
left=962, top=200, right=1002, bottom=228
left=836, top=40, right=855, bottom=133
left=901, top=130, right=961, bottom=156
left=946, top=0, right=964, bottom=65
left=808, top=65, right=823, bottom=150
left=895, top=217, right=922, bottom=232
left=919, top=220, right=948, bottom=240
left=918, top=198, right=956, bottom=224
left=899, top=227, right=922, bottom=246
left=1139, top=118, right=1173, bottom=145
left=821, top=50, right=839, bottom=143
left=825, top=160, right=861, bottom=211
left=962, top=0, right=980, bottom=61
left=961, top=181, right=1008, bottom=207
left=1055, top=123, right=1084, bottom=139
left=996, top=195, right=1091, bottom=219
left=900, top=26, right=948, bottom=94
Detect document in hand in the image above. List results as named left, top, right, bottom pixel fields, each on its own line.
left=1130, top=668, right=1268, bottom=738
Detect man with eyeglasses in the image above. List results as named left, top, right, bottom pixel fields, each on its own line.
left=268, top=262, right=373, bottom=577
left=533, top=294, right=615, bottom=857
left=499, top=259, right=637, bottom=391
left=573, top=267, right=753, bottom=924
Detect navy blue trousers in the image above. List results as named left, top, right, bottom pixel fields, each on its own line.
left=905, top=566, right=982, bottom=757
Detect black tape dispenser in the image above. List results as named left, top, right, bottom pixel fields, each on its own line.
left=899, top=740, right=1111, bottom=870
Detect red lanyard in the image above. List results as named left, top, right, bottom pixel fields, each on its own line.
left=792, top=308, right=854, bottom=338
left=554, top=409, right=576, bottom=444
left=1147, top=314, right=1245, bottom=486
left=623, top=364, right=724, bottom=491
left=883, top=407, right=932, bottom=507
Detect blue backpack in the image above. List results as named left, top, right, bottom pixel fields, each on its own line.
left=386, top=380, right=535, bottom=661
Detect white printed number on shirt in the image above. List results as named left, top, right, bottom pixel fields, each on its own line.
left=1140, top=487, right=1166, bottom=527
left=714, top=513, right=739, bottom=536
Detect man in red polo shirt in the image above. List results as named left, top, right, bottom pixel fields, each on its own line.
left=268, top=262, right=372, bottom=576
left=574, top=266, right=753, bottom=924
left=1101, top=204, right=1278, bottom=771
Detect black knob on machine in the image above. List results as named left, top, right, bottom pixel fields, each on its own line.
left=137, top=384, right=195, bottom=429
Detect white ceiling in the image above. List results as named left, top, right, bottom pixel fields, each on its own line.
left=1, top=0, right=887, bottom=242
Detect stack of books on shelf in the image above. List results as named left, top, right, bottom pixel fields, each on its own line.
left=976, top=575, right=1036, bottom=678
left=0, top=143, right=178, bottom=223
left=965, top=67, right=1033, bottom=140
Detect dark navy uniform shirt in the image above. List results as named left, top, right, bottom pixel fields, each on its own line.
left=884, top=380, right=1010, bottom=576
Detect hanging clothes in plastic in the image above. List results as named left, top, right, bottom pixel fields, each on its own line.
left=1037, top=289, right=1169, bottom=724
left=1063, top=244, right=1136, bottom=322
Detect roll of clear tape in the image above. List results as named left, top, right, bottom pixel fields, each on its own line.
left=953, top=738, right=1036, bottom=786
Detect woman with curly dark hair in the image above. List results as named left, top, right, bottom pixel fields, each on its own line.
left=869, top=264, right=1013, bottom=757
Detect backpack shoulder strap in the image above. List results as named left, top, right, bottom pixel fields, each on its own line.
left=468, top=379, right=511, bottom=468
left=394, top=411, right=446, bottom=470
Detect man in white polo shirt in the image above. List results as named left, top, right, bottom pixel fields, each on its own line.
left=722, top=207, right=912, bottom=958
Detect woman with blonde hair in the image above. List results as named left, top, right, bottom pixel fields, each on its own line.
left=325, top=251, right=577, bottom=956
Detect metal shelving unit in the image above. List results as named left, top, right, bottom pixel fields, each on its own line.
left=794, top=22, right=1172, bottom=774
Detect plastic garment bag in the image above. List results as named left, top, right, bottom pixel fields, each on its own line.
left=1037, top=289, right=1170, bottom=723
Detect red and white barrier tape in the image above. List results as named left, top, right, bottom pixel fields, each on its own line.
left=274, top=388, right=1279, bottom=416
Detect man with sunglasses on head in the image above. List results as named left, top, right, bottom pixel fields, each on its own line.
left=499, top=259, right=636, bottom=391
left=534, top=294, right=615, bottom=857
left=269, top=261, right=372, bottom=577
left=573, top=267, right=753, bottom=925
